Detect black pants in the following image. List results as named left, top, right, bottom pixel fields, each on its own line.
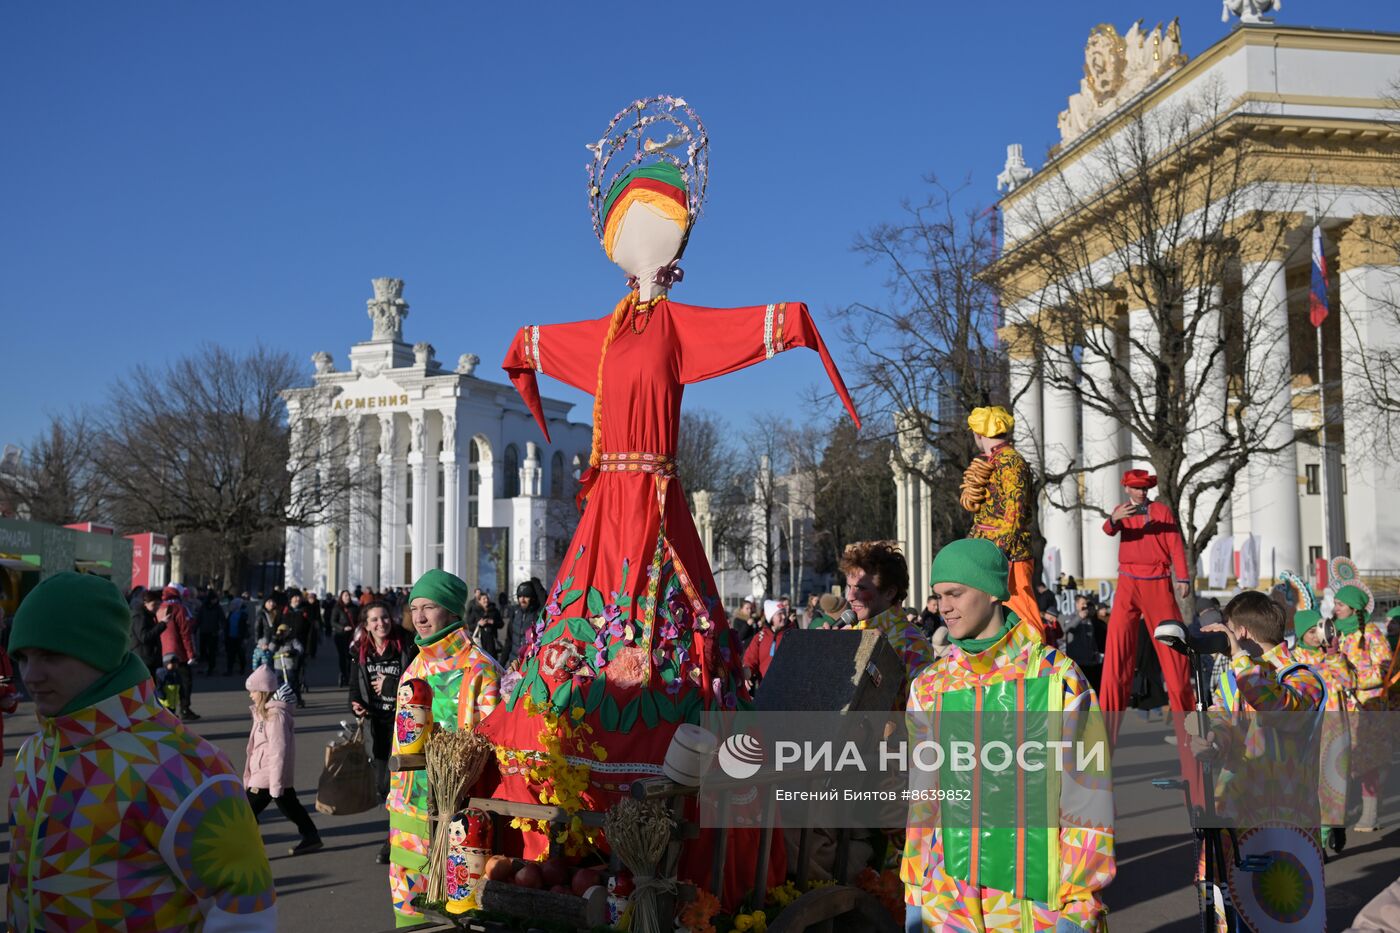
left=333, top=632, right=352, bottom=686
left=246, top=787, right=319, bottom=840
left=224, top=636, right=247, bottom=675
left=363, top=714, right=393, bottom=799
left=200, top=632, right=220, bottom=674
left=170, top=662, right=194, bottom=713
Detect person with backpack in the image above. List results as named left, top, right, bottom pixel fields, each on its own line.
left=157, top=585, right=199, bottom=721
left=348, top=600, right=416, bottom=864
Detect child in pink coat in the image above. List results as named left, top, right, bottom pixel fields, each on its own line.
left=244, top=666, right=322, bottom=855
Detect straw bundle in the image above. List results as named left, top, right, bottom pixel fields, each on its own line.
left=604, top=799, right=675, bottom=933
left=425, top=729, right=495, bottom=903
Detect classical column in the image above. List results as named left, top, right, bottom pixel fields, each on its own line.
left=1041, top=340, right=1082, bottom=579
left=1183, top=280, right=1232, bottom=571
left=408, top=413, right=430, bottom=582
left=440, top=413, right=461, bottom=577
left=1006, top=338, right=1043, bottom=472
left=378, top=413, right=402, bottom=587
left=312, top=422, right=334, bottom=595
left=890, top=451, right=909, bottom=563
left=345, top=415, right=366, bottom=589
left=1080, top=303, right=1125, bottom=583
left=1338, top=217, right=1400, bottom=562
left=1240, top=216, right=1303, bottom=579
left=914, top=453, right=934, bottom=607
left=476, top=449, right=496, bottom=528
left=1126, top=302, right=1155, bottom=467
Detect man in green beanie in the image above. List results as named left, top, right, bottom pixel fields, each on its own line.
left=386, top=568, right=500, bottom=926
left=901, top=539, right=1114, bottom=932
left=6, top=571, right=277, bottom=930
left=1333, top=583, right=1393, bottom=832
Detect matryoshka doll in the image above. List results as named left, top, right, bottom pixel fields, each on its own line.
left=607, top=869, right=634, bottom=925
left=445, top=808, right=493, bottom=913
left=395, top=678, right=434, bottom=755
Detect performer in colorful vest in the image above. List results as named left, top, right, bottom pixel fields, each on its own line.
left=1099, top=469, right=1196, bottom=740
left=1190, top=591, right=1327, bottom=931
left=477, top=95, right=857, bottom=907
left=959, top=405, right=1044, bottom=640
left=1291, top=608, right=1356, bottom=855
left=1333, top=584, right=1393, bottom=833
left=7, top=572, right=278, bottom=931
left=387, top=569, right=501, bottom=927
left=903, top=539, right=1115, bottom=932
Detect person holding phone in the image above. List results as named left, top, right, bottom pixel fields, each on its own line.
left=1100, top=469, right=1196, bottom=742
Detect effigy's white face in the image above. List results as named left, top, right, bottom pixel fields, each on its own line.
left=609, top=202, right=684, bottom=301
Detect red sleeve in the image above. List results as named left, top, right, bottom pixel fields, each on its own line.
left=1102, top=517, right=1120, bottom=537
left=670, top=301, right=860, bottom=428
left=1156, top=504, right=1190, bottom=582
left=179, top=608, right=196, bottom=661
left=742, top=632, right=761, bottom=671
left=502, top=317, right=611, bottom=442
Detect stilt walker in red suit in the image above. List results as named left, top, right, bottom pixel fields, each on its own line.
left=1099, top=470, right=1198, bottom=745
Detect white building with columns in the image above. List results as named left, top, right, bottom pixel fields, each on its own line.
left=282, top=278, right=591, bottom=596
left=982, top=20, right=1400, bottom=589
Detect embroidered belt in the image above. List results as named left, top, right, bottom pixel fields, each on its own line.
left=597, top=451, right=677, bottom=477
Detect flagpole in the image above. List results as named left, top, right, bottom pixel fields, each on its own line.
left=1317, top=312, right=1331, bottom=569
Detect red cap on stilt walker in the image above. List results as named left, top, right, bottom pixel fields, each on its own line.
left=1121, top=469, right=1157, bottom=489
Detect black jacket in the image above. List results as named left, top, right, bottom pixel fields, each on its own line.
left=329, top=603, right=358, bottom=638
left=501, top=602, right=540, bottom=666
left=349, top=637, right=417, bottom=719
left=281, top=605, right=314, bottom=647
left=130, top=605, right=165, bottom=669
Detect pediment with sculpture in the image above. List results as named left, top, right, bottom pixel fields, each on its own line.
left=1058, top=19, right=1188, bottom=145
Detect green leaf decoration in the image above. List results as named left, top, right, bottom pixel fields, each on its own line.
left=680, top=690, right=702, bottom=723
left=585, top=677, right=607, bottom=713
left=654, top=691, right=679, bottom=723
left=559, top=588, right=584, bottom=611
left=565, top=617, right=598, bottom=641
left=620, top=558, right=630, bottom=592
left=601, top=694, right=621, bottom=731
left=542, top=620, right=566, bottom=642
left=586, top=587, right=605, bottom=618
left=530, top=673, right=550, bottom=709
left=550, top=680, right=575, bottom=712
left=618, top=697, right=641, bottom=732
left=617, top=595, right=633, bottom=607
left=640, top=692, right=659, bottom=729
left=561, top=575, right=574, bottom=591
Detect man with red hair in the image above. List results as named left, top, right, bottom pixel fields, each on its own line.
left=1100, top=469, right=1195, bottom=737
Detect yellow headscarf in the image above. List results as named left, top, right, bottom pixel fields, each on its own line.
left=967, top=405, right=1015, bottom=438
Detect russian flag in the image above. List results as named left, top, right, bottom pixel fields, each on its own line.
left=1310, top=225, right=1330, bottom=328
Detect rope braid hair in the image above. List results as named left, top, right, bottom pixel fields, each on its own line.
left=590, top=291, right=638, bottom=469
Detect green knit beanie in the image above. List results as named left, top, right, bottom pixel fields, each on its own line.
left=407, top=568, right=468, bottom=620
left=929, top=539, right=1010, bottom=601
left=1293, top=609, right=1322, bottom=639
left=8, top=571, right=134, bottom=673
left=1335, top=585, right=1368, bottom=614
left=1388, top=606, right=1400, bottom=621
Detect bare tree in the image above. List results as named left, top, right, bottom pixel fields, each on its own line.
left=0, top=412, right=110, bottom=525
left=990, top=83, right=1309, bottom=581
left=800, top=419, right=897, bottom=578
left=835, top=179, right=1014, bottom=553
left=96, top=344, right=354, bottom=586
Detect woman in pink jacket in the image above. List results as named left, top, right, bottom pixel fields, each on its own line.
left=244, top=665, right=322, bottom=855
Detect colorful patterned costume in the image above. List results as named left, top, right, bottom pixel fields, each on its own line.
left=477, top=298, right=857, bottom=906
left=963, top=443, right=1043, bottom=638
left=1292, top=642, right=1355, bottom=827
left=856, top=604, right=936, bottom=690
left=902, top=617, right=1115, bottom=931
left=7, top=678, right=277, bottom=931
left=1197, top=644, right=1327, bottom=930
left=1339, top=623, right=1394, bottom=780
left=387, top=623, right=500, bottom=927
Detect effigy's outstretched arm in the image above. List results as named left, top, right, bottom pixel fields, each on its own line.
left=502, top=316, right=612, bottom=442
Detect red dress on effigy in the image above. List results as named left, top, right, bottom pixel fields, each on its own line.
left=477, top=297, right=859, bottom=905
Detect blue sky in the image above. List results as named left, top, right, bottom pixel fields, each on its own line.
left=6, top=2, right=1400, bottom=446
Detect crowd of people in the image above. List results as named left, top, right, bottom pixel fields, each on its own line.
left=2, top=405, right=1397, bottom=932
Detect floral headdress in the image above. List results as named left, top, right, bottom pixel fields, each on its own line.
left=586, top=94, right=709, bottom=255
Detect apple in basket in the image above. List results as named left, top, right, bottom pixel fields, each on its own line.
left=514, top=863, right=544, bottom=889
left=571, top=867, right=603, bottom=896
left=485, top=855, right=515, bottom=882
left=541, top=857, right=571, bottom=888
